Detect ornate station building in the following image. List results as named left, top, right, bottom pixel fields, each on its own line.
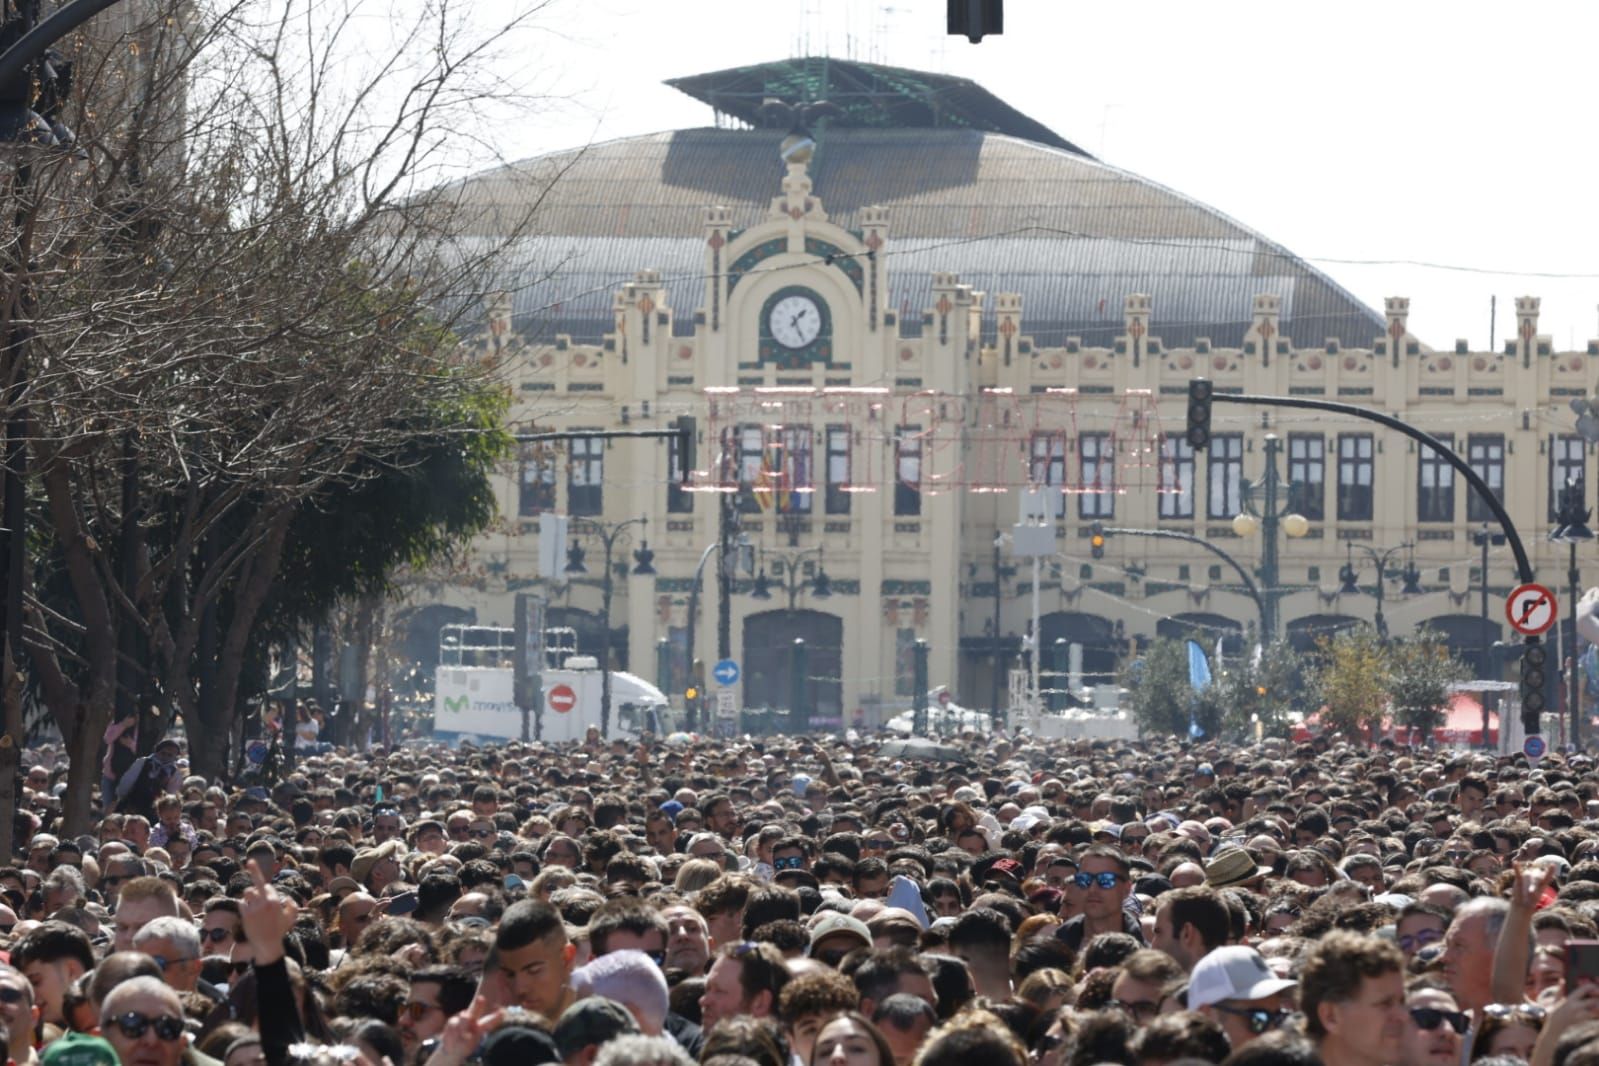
left=423, top=58, right=1593, bottom=729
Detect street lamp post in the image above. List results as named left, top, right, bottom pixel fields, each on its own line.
left=566, top=515, right=655, bottom=738
left=682, top=500, right=750, bottom=731
left=989, top=534, right=1015, bottom=728
left=1473, top=524, right=1506, bottom=679
left=1338, top=541, right=1417, bottom=641
left=1231, top=434, right=1309, bottom=641
left=748, top=545, right=831, bottom=612
left=1551, top=477, right=1594, bottom=748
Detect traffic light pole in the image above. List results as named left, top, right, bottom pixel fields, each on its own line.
left=1191, top=381, right=1545, bottom=737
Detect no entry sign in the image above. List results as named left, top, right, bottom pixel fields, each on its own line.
left=547, top=683, right=577, bottom=714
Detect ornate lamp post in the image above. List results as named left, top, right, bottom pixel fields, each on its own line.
left=1231, top=434, right=1309, bottom=641
left=748, top=545, right=831, bottom=611
left=1338, top=540, right=1418, bottom=641
left=566, top=515, right=655, bottom=737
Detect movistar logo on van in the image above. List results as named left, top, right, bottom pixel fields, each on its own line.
left=442, top=695, right=470, bottom=714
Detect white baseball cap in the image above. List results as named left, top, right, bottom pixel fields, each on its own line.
left=1187, top=946, right=1298, bottom=1010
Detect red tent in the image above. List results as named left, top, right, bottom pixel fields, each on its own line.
left=1294, top=693, right=1498, bottom=746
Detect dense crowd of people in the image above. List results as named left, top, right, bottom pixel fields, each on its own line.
left=7, top=726, right=1599, bottom=1066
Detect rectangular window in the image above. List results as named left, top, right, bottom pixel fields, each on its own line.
left=895, top=427, right=921, bottom=516
left=825, top=426, right=851, bottom=515
left=1207, top=434, right=1244, bottom=519
left=735, top=424, right=765, bottom=514
left=1337, top=433, right=1374, bottom=521
left=1158, top=435, right=1195, bottom=520
left=517, top=445, right=557, bottom=517
left=568, top=436, right=603, bottom=516
left=1079, top=432, right=1115, bottom=519
left=1030, top=433, right=1067, bottom=517
left=666, top=431, right=692, bottom=514
left=1417, top=432, right=1455, bottom=523
left=776, top=426, right=813, bottom=515
left=1288, top=434, right=1325, bottom=520
left=1551, top=434, right=1586, bottom=522
left=1467, top=434, right=1504, bottom=523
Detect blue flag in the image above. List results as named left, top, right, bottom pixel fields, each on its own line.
left=1186, top=640, right=1210, bottom=738
left=1187, top=640, right=1212, bottom=691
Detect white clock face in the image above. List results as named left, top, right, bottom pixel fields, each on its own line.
left=768, top=294, right=823, bottom=349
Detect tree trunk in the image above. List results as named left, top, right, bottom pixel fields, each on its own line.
left=188, top=715, right=233, bottom=785
left=0, top=655, right=22, bottom=859
left=192, top=506, right=293, bottom=781
left=59, top=707, right=102, bottom=837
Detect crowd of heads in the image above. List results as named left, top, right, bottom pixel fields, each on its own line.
left=8, top=727, right=1599, bottom=1066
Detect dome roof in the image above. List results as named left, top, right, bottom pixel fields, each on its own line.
left=455, top=125, right=1381, bottom=351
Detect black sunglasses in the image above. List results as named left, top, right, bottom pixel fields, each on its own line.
left=1213, top=1005, right=1291, bottom=1035
left=203, top=927, right=234, bottom=943
left=111, top=1012, right=185, bottom=1041
left=1411, top=1007, right=1469, bottom=1035
left=468, top=829, right=493, bottom=839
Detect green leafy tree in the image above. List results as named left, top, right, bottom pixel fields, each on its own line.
left=1121, top=637, right=1199, bottom=738
left=1313, top=627, right=1391, bottom=740
left=1388, top=628, right=1469, bottom=738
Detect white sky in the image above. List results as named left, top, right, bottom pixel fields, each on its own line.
left=459, top=0, right=1599, bottom=353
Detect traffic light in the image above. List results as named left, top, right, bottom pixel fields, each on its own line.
left=948, top=0, right=1003, bottom=42
left=674, top=415, right=696, bottom=485
left=1186, top=379, right=1213, bottom=449
left=1521, top=639, right=1547, bottom=732
left=1089, top=522, right=1105, bottom=560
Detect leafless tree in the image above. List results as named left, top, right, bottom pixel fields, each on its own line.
left=0, top=0, right=567, bottom=836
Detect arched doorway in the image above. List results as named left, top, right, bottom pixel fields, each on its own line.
left=1039, top=612, right=1121, bottom=690
left=1287, top=614, right=1361, bottom=656
left=1156, top=613, right=1246, bottom=658
left=1417, top=613, right=1502, bottom=678
left=742, top=610, right=843, bottom=732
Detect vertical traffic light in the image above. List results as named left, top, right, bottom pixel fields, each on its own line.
left=948, top=0, right=1003, bottom=42
left=1090, top=522, right=1106, bottom=560
left=674, top=415, right=696, bottom=485
left=1521, top=638, right=1547, bottom=734
left=1186, top=379, right=1213, bottom=449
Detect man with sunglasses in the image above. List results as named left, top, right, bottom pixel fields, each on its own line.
left=1187, top=945, right=1298, bottom=1051
left=1053, top=845, right=1144, bottom=953
left=1400, top=985, right=1468, bottom=1066
left=398, top=966, right=475, bottom=1061
left=99, top=976, right=188, bottom=1066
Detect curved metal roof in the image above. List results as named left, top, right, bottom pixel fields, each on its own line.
left=454, top=126, right=1382, bottom=350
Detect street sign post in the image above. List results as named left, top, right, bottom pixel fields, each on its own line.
left=714, top=688, right=737, bottom=738
left=547, top=684, right=577, bottom=715
left=1507, top=583, right=1559, bottom=637
left=713, top=659, right=741, bottom=686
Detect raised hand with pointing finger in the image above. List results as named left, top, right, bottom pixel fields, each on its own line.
left=240, top=858, right=298, bottom=966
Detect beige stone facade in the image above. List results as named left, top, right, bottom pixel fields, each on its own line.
left=430, top=157, right=1591, bottom=729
